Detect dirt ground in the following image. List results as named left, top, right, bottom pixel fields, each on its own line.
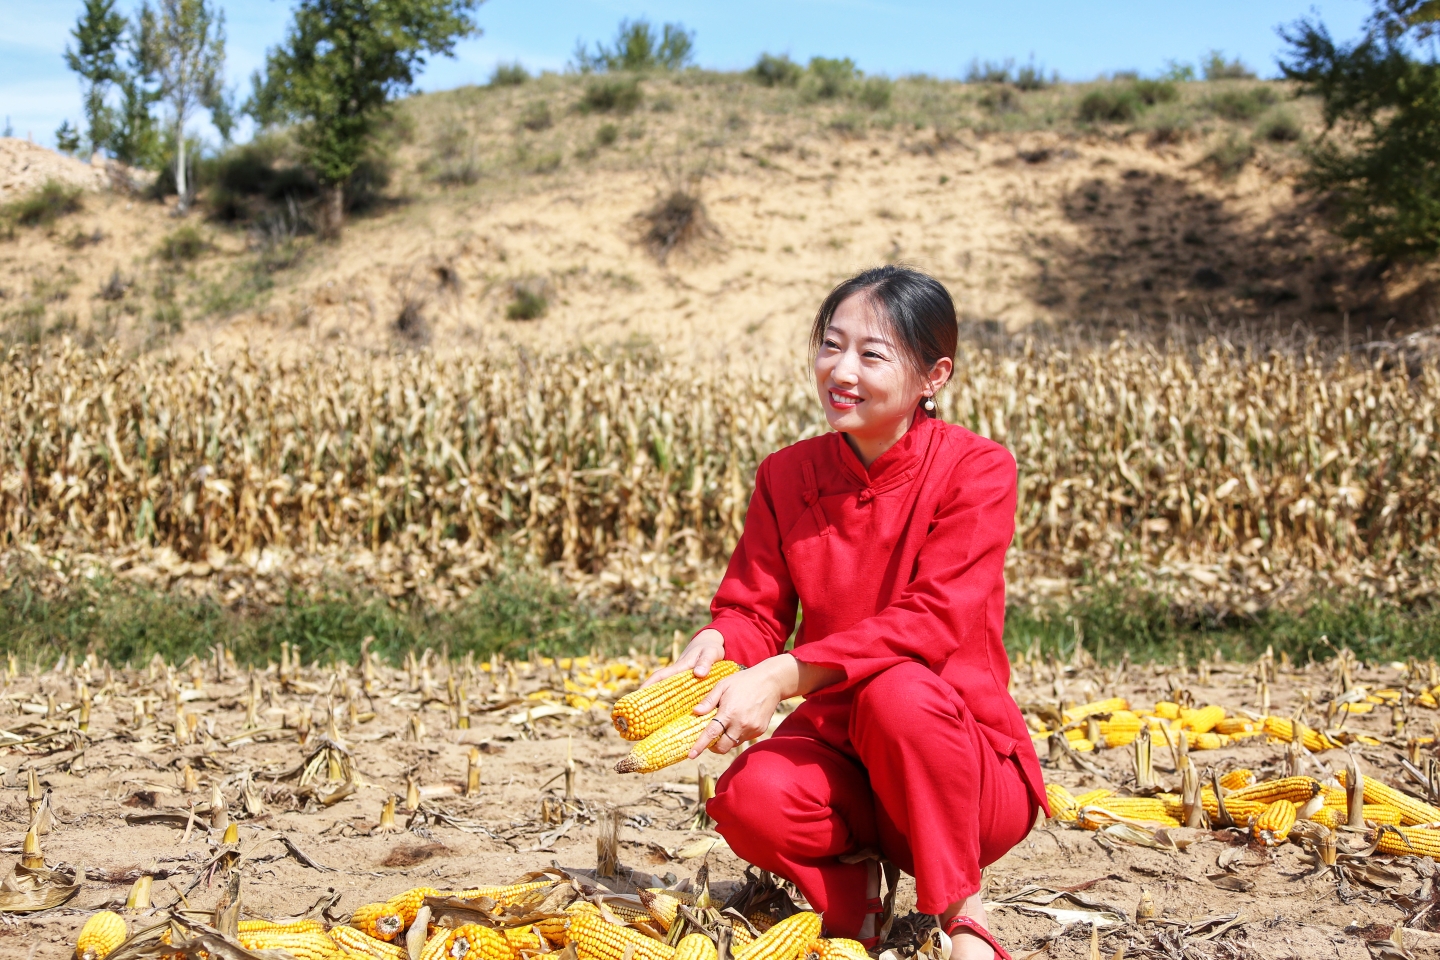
left=3, top=650, right=1438, bottom=960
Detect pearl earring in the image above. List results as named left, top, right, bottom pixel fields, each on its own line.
left=923, top=396, right=936, bottom=411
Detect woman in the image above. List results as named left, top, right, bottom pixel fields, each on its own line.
left=641, top=266, right=1047, bottom=960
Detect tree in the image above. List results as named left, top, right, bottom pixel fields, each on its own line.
left=55, top=120, right=83, bottom=155
left=572, top=18, right=694, bottom=73
left=150, top=0, right=227, bottom=210
left=1281, top=0, right=1440, bottom=259
left=64, top=0, right=129, bottom=155
left=248, top=0, right=481, bottom=235
left=108, top=4, right=165, bottom=169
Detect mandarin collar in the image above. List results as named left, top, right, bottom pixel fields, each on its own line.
left=836, top=411, right=934, bottom=500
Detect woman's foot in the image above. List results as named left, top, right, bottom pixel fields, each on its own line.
left=857, top=859, right=882, bottom=943
left=934, top=894, right=1008, bottom=960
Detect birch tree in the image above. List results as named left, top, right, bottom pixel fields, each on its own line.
left=151, top=0, right=226, bottom=210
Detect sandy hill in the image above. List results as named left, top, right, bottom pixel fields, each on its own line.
left=2, top=72, right=1433, bottom=362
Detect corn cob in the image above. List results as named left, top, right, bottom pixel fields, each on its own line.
left=729, top=923, right=755, bottom=951
left=1077, top=804, right=1181, bottom=830
left=351, top=902, right=405, bottom=942
left=639, top=889, right=682, bottom=932
left=1364, top=805, right=1405, bottom=825
left=1180, top=705, right=1225, bottom=734
left=331, top=926, right=411, bottom=960
left=804, top=940, right=868, bottom=960
left=1338, top=701, right=1374, bottom=714
left=240, top=919, right=327, bottom=935
left=734, top=911, right=821, bottom=960
left=1191, top=732, right=1226, bottom=750
left=1307, top=806, right=1342, bottom=829
left=76, top=911, right=126, bottom=960
left=677, top=934, right=719, bottom=960
left=1219, top=769, right=1256, bottom=790
left=503, top=924, right=545, bottom=954
left=237, top=930, right=341, bottom=959
left=1152, top=702, right=1180, bottom=720
left=601, top=903, right=652, bottom=924
left=1262, top=717, right=1336, bottom=752
left=1252, top=799, right=1297, bottom=846
left=1072, top=788, right=1112, bottom=806
left=745, top=913, right=777, bottom=934
left=1226, top=777, right=1320, bottom=806
left=1376, top=825, right=1440, bottom=859
left=1339, top=772, right=1440, bottom=826
left=1201, top=794, right=1266, bottom=825
left=537, top=916, right=574, bottom=946
left=612, top=662, right=740, bottom=740
left=1063, top=697, right=1129, bottom=722
left=570, top=911, right=677, bottom=960
left=445, top=881, right=552, bottom=905
left=616, top=711, right=721, bottom=774
left=435, top=924, right=513, bottom=960
left=1215, top=718, right=1261, bottom=737
left=1045, top=783, right=1079, bottom=822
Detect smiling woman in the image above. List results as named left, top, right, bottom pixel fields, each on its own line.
left=635, top=266, right=1043, bottom=960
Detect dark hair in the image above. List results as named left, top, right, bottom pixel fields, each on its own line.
left=809, top=264, right=959, bottom=393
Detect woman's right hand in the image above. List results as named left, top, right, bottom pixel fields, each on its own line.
left=639, top=628, right=726, bottom=688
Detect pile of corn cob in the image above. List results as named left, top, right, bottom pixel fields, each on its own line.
left=1047, top=769, right=1440, bottom=855
left=1027, top=695, right=1410, bottom=754
left=610, top=662, right=741, bottom=774
left=72, top=875, right=863, bottom=960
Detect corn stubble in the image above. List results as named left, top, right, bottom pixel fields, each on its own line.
left=3, top=340, right=1436, bottom=613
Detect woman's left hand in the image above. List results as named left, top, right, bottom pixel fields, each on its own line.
left=686, top=654, right=799, bottom=758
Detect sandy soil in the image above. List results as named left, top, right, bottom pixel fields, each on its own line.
left=4, top=650, right=1439, bottom=960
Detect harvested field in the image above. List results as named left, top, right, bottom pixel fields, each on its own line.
left=9, top=644, right=1440, bottom=960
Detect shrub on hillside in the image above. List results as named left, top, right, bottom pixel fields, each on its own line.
left=1208, top=86, right=1277, bottom=121
left=1131, top=79, right=1178, bottom=105
left=857, top=76, right=893, bottom=110
left=1203, top=51, right=1255, bottom=80
left=1255, top=108, right=1302, bottom=142
left=491, top=62, right=529, bottom=86
left=581, top=77, right=642, bottom=113
left=157, top=225, right=208, bottom=263
left=751, top=53, right=803, bottom=87
left=2, top=181, right=83, bottom=228
left=573, top=18, right=694, bottom=73
left=808, top=57, right=857, bottom=98
left=1078, top=85, right=1141, bottom=123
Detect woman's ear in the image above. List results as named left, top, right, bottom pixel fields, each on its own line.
left=927, top=357, right=954, bottom=397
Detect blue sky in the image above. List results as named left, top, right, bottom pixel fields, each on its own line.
left=1, top=0, right=1371, bottom=151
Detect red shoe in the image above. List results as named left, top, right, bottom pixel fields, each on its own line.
left=941, top=916, right=1012, bottom=960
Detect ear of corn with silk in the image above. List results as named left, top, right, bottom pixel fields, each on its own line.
left=76, top=911, right=126, bottom=960
left=616, top=710, right=721, bottom=773
left=734, top=912, right=821, bottom=960
left=612, top=662, right=740, bottom=740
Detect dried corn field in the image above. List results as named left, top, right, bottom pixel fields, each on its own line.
left=8, top=643, right=1440, bottom=960
left=2, top=338, right=1438, bottom=615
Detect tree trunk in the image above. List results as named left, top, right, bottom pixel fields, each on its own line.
left=175, top=126, right=188, bottom=212
left=319, top=182, right=344, bottom=238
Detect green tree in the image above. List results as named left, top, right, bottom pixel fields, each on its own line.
left=248, top=0, right=481, bottom=235
left=571, top=18, right=694, bottom=73
left=1281, top=0, right=1440, bottom=259
left=55, top=120, right=83, bottom=155
left=108, top=5, right=165, bottom=169
left=151, top=0, right=227, bottom=210
left=63, top=0, right=129, bottom=155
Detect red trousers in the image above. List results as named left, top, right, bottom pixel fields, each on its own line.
left=707, top=663, right=1037, bottom=937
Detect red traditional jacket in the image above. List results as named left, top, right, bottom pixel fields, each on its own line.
left=699, top=411, right=1048, bottom=813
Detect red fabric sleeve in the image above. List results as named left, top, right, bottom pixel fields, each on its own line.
left=696, top=457, right=800, bottom=667
left=788, top=445, right=1017, bottom=693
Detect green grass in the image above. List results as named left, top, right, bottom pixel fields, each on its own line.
left=2, top=569, right=1436, bottom=670
left=3, top=180, right=83, bottom=229
left=0, top=570, right=691, bottom=669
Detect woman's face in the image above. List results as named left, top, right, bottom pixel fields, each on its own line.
left=814, top=295, right=942, bottom=448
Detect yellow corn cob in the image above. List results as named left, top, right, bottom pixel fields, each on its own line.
left=729, top=923, right=754, bottom=951
left=616, top=711, right=720, bottom=774
left=1077, top=803, right=1181, bottom=830
left=1364, top=805, right=1405, bottom=825
left=1068, top=738, right=1095, bottom=753
left=1338, top=701, right=1374, bottom=714
left=537, top=916, right=574, bottom=946
left=240, top=919, right=327, bottom=935
left=1072, top=788, right=1112, bottom=806
left=1063, top=697, right=1129, bottom=722
left=1191, top=732, right=1226, bottom=750
left=1215, top=718, right=1261, bottom=737
left=677, top=934, right=719, bottom=960
left=647, top=888, right=697, bottom=906
left=1100, top=729, right=1139, bottom=749
left=1219, top=769, right=1256, bottom=790
left=386, top=888, right=439, bottom=928
left=1180, top=704, right=1225, bottom=734
left=611, top=662, right=740, bottom=740
left=76, top=911, right=126, bottom=960
left=1262, top=717, right=1336, bottom=752
left=445, top=881, right=552, bottom=906
left=1226, top=777, right=1320, bottom=806
left=804, top=939, right=869, bottom=960
left=1045, top=783, right=1078, bottom=822
left=331, top=926, right=411, bottom=960
left=746, top=913, right=777, bottom=934
left=1201, top=794, right=1266, bottom=825
left=1307, top=806, right=1342, bottom=829
left=1252, top=799, right=1297, bottom=846
left=237, top=930, right=341, bottom=959
left=351, top=903, right=405, bottom=942
left=734, top=911, right=821, bottom=960
left=639, top=889, right=682, bottom=932
left=435, top=924, right=513, bottom=960
left=602, top=903, right=652, bottom=924
left=418, top=930, right=453, bottom=960
left=570, top=911, right=677, bottom=960
left=1153, top=702, right=1180, bottom=720
left=1339, top=772, right=1440, bottom=826
left=1376, top=825, right=1440, bottom=858
left=503, top=924, right=545, bottom=954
